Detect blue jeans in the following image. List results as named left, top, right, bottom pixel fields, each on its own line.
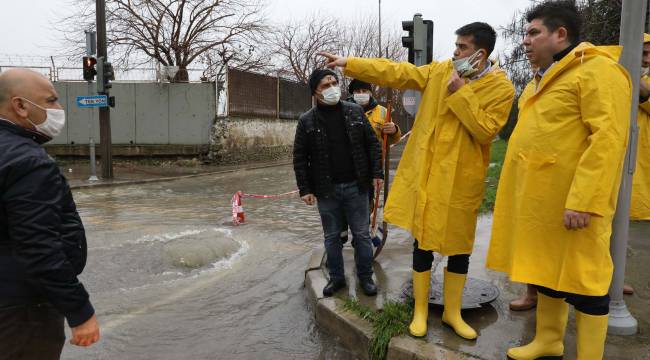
left=317, top=182, right=374, bottom=282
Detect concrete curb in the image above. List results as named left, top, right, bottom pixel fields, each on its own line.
left=69, top=161, right=292, bottom=190
left=304, top=249, right=478, bottom=360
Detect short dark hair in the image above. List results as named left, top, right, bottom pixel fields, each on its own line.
left=526, top=0, right=581, bottom=44
left=455, top=22, right=497, bottom=56
left=308, top=69, right=338, bottom=95
left=348, top=79, right=372, bottom=94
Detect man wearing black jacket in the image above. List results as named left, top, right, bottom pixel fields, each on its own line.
left=0, top=69, right=99, bottom=359
left=293, top=69, right=383, bottom=297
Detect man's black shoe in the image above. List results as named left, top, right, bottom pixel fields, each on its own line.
left=323, top=279, right=346, bottom=297
left=359, top=278, right=378, bottom=296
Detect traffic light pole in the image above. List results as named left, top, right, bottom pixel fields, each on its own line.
left=87, top=80, right=99, bottom=182
left=401, top=14, right=430, bottom=116
left=84, top=31, right=99, bottom=182
left=96, top=0, right=113, bottom=179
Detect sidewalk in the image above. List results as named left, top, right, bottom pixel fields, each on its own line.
left=59, top=159, right=292, bottom=189
left=305, top=218, right=650, bottom=360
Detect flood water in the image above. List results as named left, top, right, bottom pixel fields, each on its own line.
left=61, top=165, right=357, bottom=359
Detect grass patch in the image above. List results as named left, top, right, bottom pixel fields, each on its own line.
left=343, top=297, right=412, bottom=360
left=480, top=139, right=508, bottom=213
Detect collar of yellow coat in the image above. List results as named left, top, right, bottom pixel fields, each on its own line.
left=645, top=33, right=650, bottom=43
left=528, top=42, right=623, bottom=98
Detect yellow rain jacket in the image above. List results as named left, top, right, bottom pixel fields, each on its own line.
left=344, top=58, right=515, bottom=254
left=632, top=77, right=650, bottom=219
left=630, top=36, right=650, bottom=219
left=486, top=43, right=632, bottom=296
left=366, top=104, right=402, bottom=145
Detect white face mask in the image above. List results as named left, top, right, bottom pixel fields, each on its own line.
left=353, top=93, right=370, bottom=106
left=642, top=67, right=648, bottom=77
left=453, top=50, right=482, bottom=78
left=320, top=86, right=341, bottom=105
left=20, top=97, right=66, bottom=138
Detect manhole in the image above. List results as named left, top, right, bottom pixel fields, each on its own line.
left=402, top=274, right=499, bottom=309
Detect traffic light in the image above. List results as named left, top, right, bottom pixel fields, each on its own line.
left=402, top=14, right=433, bottom=66
left=83, top=56, right=97, bottom=81
left=96, top=57, right=115, bottom=93
left=402, top=20, right=415, bottom=64
left=424, top=20, right=434, bottom=64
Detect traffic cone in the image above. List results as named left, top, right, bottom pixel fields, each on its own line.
left=233, top=191, right=246, bottom=225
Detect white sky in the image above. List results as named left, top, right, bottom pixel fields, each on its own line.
left=265, top=0, right=532, bottom=59
left=0, top=0, right=532, bottom=65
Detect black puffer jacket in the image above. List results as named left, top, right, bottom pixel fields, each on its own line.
left=293, top=101, right=383, bottom=197
left=0, top=120, right=94, bottom=327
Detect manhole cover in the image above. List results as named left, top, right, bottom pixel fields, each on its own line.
left=402, top=274, right=499, bottom=309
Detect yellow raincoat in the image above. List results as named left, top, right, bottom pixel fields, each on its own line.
left=630, top=35, right=650, bottom=219
left=344, top=58, right=515, bottom=254
left=487, top=43, right=632, bottom=296
left=366, top=104, right=402, bottom=145
left=632, top=77, right=650, bottom=219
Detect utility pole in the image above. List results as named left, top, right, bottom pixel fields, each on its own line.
left=96, top=0, right=113, bottom=179
left=84, top=31, right=99, bottom=181
left=646, top=0, right=650, bottom=32
left=608, top=0, right=646, bottom=336
left=378, top=0, right=382, bottom=58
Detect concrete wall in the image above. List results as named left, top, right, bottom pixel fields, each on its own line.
left=47, top=81, right=298, bottom=162
left=209, top=116, right=297, bottom=163
left=50, top=81, right=216, bottom=146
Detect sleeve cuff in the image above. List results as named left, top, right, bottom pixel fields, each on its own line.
left=446, top=83, right=473, bottom=110
left=65, top=300, right=95, bottom=328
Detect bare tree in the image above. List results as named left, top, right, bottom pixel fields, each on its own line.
left=199, top=36, right=274, bottom=84
left=499, top=6, right=536, bottom=94
left=57, top=0, right=269, bottom=82
left=271, top=15, right=341, bottom=84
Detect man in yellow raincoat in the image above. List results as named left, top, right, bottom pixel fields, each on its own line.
left=631, top=33, right=650, bottom=220
left=320, top=22, right=515, bottom=340
left=486, top=2, right=631, bottom=359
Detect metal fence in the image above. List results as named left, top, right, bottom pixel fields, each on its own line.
left=227, top=68, right=311, bottom=120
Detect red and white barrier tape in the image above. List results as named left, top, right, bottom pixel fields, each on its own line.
left=231, top=190, right=299, bottom=225
left=240, top=190, right=299, bottom=199
left=230, top=130, right=410, bottom=225
left=390, top=130, right=411, bottom=147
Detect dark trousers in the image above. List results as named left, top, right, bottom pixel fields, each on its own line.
left=535, top=285, right=610, bottom=315
left=317, top=182, right=374, bottom=281
left=0, top=303, right=65, bottom=360
left=412, top=240, right=470, bottom=274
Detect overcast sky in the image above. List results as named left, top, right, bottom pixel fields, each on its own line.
left=0, top=0, right=532, bottom=65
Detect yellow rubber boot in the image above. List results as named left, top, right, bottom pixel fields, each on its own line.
left=507, top=293, right=568, bottom=360
left=576, top=311, right=608, bottom=360
left=441, top=268, right=477, bottom=340
left=408, top=270, right=431, bottom=337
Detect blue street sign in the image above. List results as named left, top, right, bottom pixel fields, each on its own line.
left=76, top=95, right=108, bottom=108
